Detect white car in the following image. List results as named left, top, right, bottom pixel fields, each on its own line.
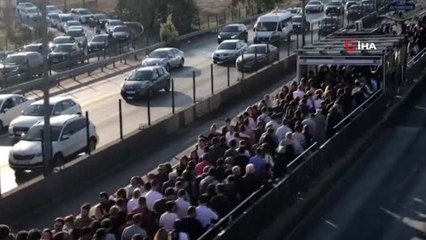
left=9, top=114, right=98, bottom=172
left=64, top=20, right=83, bottom=33
left=58, top=14, right=75, bottom=32
left=105, top=19, right=124, bottom=34
left=0, top=94, right=34, bottom=129
left=16, top=2, right=37, bottom=15
left=46, top=5, right=63, bottom=14
left=20, top=8, right=41, bottom=20
left=212, top=39, right=248, bottom=65
left=70, top=8, right=93, bottom=23
left=8, top=96, right=82, bottom=140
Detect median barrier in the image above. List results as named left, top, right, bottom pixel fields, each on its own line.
left=0, top=50, right=298, bottom=227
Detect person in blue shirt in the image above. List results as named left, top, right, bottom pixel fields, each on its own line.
left=249, top=148, right=268, bottom=176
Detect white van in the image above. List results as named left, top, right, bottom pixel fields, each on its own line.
left=253, top=11, right=293, bottom=44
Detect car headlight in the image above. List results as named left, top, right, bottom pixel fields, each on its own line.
left=231, top=35, right=238, bottom=39
left=218, top=35, right=222, bottom=39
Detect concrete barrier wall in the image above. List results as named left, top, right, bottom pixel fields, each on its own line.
left=0, top=55, right=297, bottom=226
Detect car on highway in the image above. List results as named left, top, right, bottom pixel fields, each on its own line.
left=212, top=39, right=248, bottom=65
left=236, top=43, right=279, bottom=73
left=121, top=66, right=171, bottom=100
left=48, top=13, right=60, bottom=28
left=88, top=13, right=109, bottom=28
left=22, top=43, right=43, bottom=54
left=0, top=52, right=43, bottom=77
left=110, top=25, right=131, bottom=42
left=16, top=2, right=37, bottom=16
left=105, top=19, right=124, bottom=34
left=46, top=5, right=63, bottom=14
left=66, top=28, right=87, bottom=47
left=87, top=34, right=110, bottom=53
left=9, top=114, right=98, bottom=173
left=319, top=16, right=342, bottom=35
left=64, top=20, right=83, bottom=33
left=292, top=15, right=310, bottom=34
left=253, top=11, right=293, bottom=44
left=287, top=7, right=303, bottom=16
left=345, top=0, right=358, bottom=10
left=305, top=0, right=324, bottom=13
left=70, top=8, right=94, bottom=23
left=142, top=48, right=184, bottom=72
left=58, top=14, right=75, bottom=32
left=217, top=24, right=248, bottom=44
left=8, top=96, right=82, bottom=140
left=325, top=0, right=344, bottom=15
left=49, top=36, right=76, bottom=50
left=347, top=4, right=364, bottom=21
left=0, top=94, right=34, bottom=130
left=47, top=43, right=86, bottom=65
left=19, top=8, right=41, bottom=20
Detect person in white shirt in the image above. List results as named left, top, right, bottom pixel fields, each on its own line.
left=175, top=189, right=191, bottom=219
left=265, top=116, right=280, bottom=132
left=145, top=179, right=164, bottom=211
left=225, top=125, right=237, bottom=144
left=196, top=194, right=219, bottom=229
left=127, top=188, right=142, bottom=213
left=159, top=201, right=179, bottom=232
left=293, top=84, right=305, bottom=99
left=276, top=119, right=292, bottom=142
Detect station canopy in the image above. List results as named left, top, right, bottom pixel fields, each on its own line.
left=295, top=28, right=406, bottom=66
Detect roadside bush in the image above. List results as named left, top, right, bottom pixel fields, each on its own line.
left=160, top=14, right=179, bottom=47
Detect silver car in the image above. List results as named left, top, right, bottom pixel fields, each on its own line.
left=142, top=48, right=185, bottom=72
left=305, top=0, right=324, bottom=13
left=212, top=39, right=248, bottom=65
left=66, top=28, right=87, bottom=47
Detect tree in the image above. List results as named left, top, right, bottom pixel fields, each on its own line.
left=232, top=0, right=278, bottom=12
left=160, top=14, right=179, bottom=45
left=168, top=0, right=198, bottom=34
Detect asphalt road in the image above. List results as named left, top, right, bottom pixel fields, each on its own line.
left=0, top=11, right=331, bottom=193
left=281, top=89, right=426, bottom=240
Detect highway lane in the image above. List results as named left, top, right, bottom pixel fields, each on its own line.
left=0, top=12, right=329, bottom=193
left=281, top=89, right=426, bottom=240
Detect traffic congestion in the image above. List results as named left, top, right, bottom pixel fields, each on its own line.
left=2, top=0, right=423, bottom=239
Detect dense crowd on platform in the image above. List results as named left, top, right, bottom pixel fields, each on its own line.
left=0, top=63, right=381, bottom=240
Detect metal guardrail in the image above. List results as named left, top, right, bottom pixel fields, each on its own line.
left=408, top=47, right=426, bottom=67
left=0, top=13, right=263, bottom=95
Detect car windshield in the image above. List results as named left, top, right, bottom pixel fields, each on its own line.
left=128, top=70, right=153, bottom=81
left=109, top=20, right=122, bottom=26
left=23, top=3, right=34, bottom=7
left=22, top=104, right=53, bottom=116
left=293, top=16, right=302, bottom=23
left=79, top=9, right=92, bottom=15
left=255, top=22, right=277, bottom=32
left=149, top=50, right=168, bottom=58
left=23, top=125, right=62, bottom=141
left=67, top=30, right=84, bottom=37
left=60, top=16, right=74, bottom=22
left=53, top=38, right=73, bottom=44
left=218, top=42, right=237, bottom=50
left=246, top=46, right=267, bottom=54
left=309, top=1, right=321, bottom=5
left=348, top=5, right=361, bottom=10
left=53, top=45, right=73, bottom=52
left=92, top=35, right=108, bottom=42
left=24, top=45, right=40, bottom=52
left=222, top=26, right=239, bottom=32
left=113, top=26, right=127, bottom=32
left=329, top=1, right=340, bottom=5
left=289, top=8, right=300, bottom=13
left=4, top=55, right=26, bottom=65
left=95, top=14, right=107, bottom=20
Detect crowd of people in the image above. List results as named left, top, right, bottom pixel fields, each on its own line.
left=0, top=64, right=380, bottom=240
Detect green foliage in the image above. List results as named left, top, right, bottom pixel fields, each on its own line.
left=160, top=14, right=179, bottom=43
left=232, top=0, right=279, bottom=11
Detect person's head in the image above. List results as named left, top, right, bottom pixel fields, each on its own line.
left=153, top=228, right=169, bottom=240
left=64, top=215, right=74, bottom=228
left=232, top=166, right=241, bottom=176
left=132, top=188, right=142, bottom=199
left=131, top=234, right=143, bottom=240
left=143, top=182, right=151, bottom=192
left=198, top=194, right=209, bottom=205
left=187, top=206, right=197, bottom=218
left=100, top=218, right=112, bottom=231
left=41, top=229, right=52, bottom=240
left=53, top=218, right=65, bottom=232
left=132, top=214, right=143, bottom=226
left=116, top=188, right=127, bottom=200
left=255, top=147, right=263, bottom=156
left=89, top=220, right=101, bottom=233
left=294, top=124, right=302, bottom=133
left=150, top=179, right=160, bottom=191
left=16, top=231, right=29, bottom=240
left=216, top=183, right=225, bottom=195
left=165, top=188, right=176, bottom=200
left=210, top=124, right=217, bottom=133
left=27, top=229, right=41, bottom=240
left=179, top=156, right=189, bottom=167
left=246, top=164, right=256, bottom=175
left=224, top=118, right=231, bottom=126
left=80, top=203, right=91, bottom=217
left=79, top=227, right=92, bottom=240
left=130, top=176, right=141, bottom=188
left=165, top=201, right=176, bottom=213
left=303, top=124, right=310, bottom=133
left=285, top=132, right=293, bottom=140
left=0, top=225, right=10, bottom=240
left=99, top=192, right=109, bottom=204
left=177, top=189, right=186, bottom=199
left=51, top=232, right=63, bottom=240
left=137, top=197, right=147, bottom=208
left=93, top=228, right=106, bottom=240
left=207, top=184, right=216, bottom=196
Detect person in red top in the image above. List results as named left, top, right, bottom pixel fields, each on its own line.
left=195, top=155, right=210, bottom=176
left=130, top=197, right=158, bottom=236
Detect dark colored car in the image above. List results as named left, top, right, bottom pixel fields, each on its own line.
left=120, top=66, right=171, bottom=100
left=22, top=43, right=43, bottom=54
left=110, top=25, right=131, bottom=42
left=236, top=44, right=279, bottom=73
left=87, top=34, right=110, bottom=53
left=347, top=5, right=364, bottom=21
left=360, top=0, right=375, bottom=12
left=47, top=43, right=86, bottom=65
left=88, top=13, right=109, bottom=28
left=292, top=15, right=311, bottom=34
left=325, top=1, right=344, bottom=15
left=319, top=17, right=342, bottom=36
left=217, top=24, right=248, bottom=44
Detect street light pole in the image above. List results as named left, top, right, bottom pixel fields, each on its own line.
left=302, top=0, right=306, bottom=47
left=41, top=0, right=53, bottom=176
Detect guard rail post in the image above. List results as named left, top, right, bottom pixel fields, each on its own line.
left=208, top=15, right=210, bottom=29
left=124, top=56, right=127, bottom=65
left=255, top=47, right=258, bottom=72
left=48, top=61, right=52, bottom=76
left=216, top=14, right=219, bottom=28
left=97, top=51, right=100, bottom=61
left=146, top=37, right=149, bottom=47
left=132, top=36, right=136, bottom=49
left=227, top=66, right=230, bottom=86
left=198, top=16, right=202, bottom=30
left=113, top=60, right=116, bottom=68
left=287, top=35, right=290, bottom=57
left=223, top=11, right=226, bottom=24
left=85, top=111, right=91, bottom=155
left=118, top=99, right=123, bottom=140
left=192, top=70, right=196, bottom=104
left=210, top=64, right=214, bottom=95
left=147, top=89, right=151, bottom=126
left=86, top=53, right=90, bottom=64
left=296, top=32, right=299, bottom=49
left=232, top=10, right=234, bottom=22
left=40, top=128, right=47, bottom=176
left=239, top=8, right=241, bottom=19
left=2, top=66, right=6, bottom=88
left=318, top=21, right=321, bottom=41
left=171, top=78, right=175, bottom=114
left=311, top=23, right=314, bottom=43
